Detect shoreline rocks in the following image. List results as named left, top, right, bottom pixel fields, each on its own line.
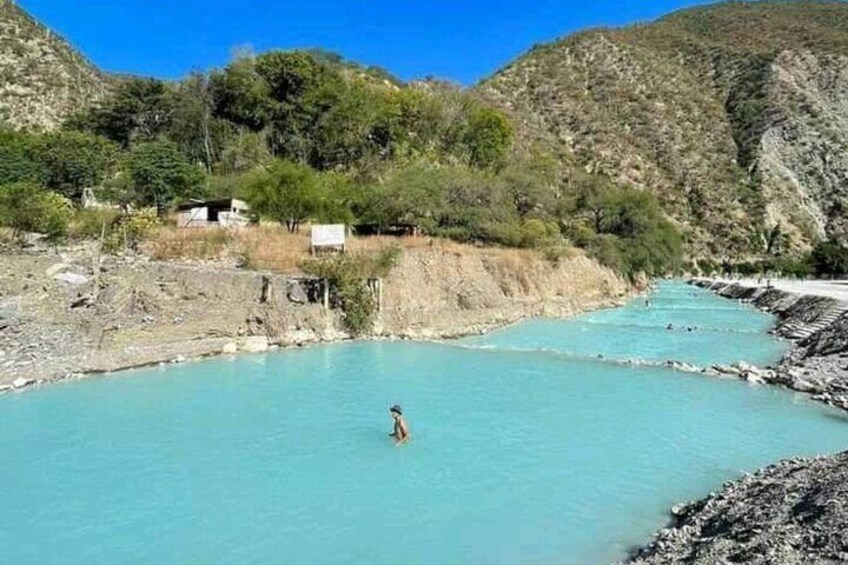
left=691, top=279, right=848, bottom=412
left=627, top=452, right=848, bottom=564
left=625, top=279, right=848, bottom=564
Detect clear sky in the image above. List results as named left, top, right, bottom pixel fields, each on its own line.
left=19, top=0, right=715, bottom=85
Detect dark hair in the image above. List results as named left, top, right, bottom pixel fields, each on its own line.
left=390, top=405, right=402, bottom=415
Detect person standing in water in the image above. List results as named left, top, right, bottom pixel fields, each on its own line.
left=389, top=405, right=411, bottom=445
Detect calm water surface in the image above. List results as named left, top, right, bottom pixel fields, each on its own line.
left=1, top=282, right=846, bottom=564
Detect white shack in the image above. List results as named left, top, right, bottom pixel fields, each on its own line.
left=176, top=199, right=252, bottom=228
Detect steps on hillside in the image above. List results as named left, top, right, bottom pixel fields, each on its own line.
left=780, top=305, right=848, bottom=340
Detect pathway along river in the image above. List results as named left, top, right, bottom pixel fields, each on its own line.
left=1, top=282, right=847, bottom=564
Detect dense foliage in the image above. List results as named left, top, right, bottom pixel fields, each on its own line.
left=810, top=240, right=848, bottom=278
left=0, top=182, right=73, bottom=241
left=1, top=48, right=685, bottom=279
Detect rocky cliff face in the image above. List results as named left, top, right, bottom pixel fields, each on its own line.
left=0, top=245, right=628, bottom=387
left=0, top=0, right=108, bottom=130
left=479, top=2, right=848, bottom=256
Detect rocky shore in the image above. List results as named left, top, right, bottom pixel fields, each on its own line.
left=0, top=243, right=628, bottom=391
left=629, top=451, right=848, bottom=564
left=691, top=280, right=848, bottom=412
left=627, top=279, right=848, bottom=564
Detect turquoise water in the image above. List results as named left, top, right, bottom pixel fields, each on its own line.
left=1, top=282, right=847, bottom=564
left=461, top=282, right=789, bottom=367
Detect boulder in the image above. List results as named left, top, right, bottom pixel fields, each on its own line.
left=53, top=272, right=89, bottom=286
left=744, top=370, right=766, bottom=384
left=12, top=377, right=34, bottom=389
left=287, top=281, right=309, bottom=304
left=222, top=342, right=238, bottom=354
left=241, top=336, right=269, bottom=353
left=791, top=377, right=819, bottom=393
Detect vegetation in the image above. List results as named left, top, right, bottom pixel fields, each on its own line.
left=126, top=141, right=203, bottom=214
left=810, top=240, right=848, bottom=278
left=3, top=33, right=684, bottom=280
left=0, top=182, right=73, bottom=241
left=301, top=246, right=401, bottom=335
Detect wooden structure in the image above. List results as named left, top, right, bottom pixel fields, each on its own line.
left=176, top=199, right=252, bottom=229
left=353, top=222, right=420, bottom=237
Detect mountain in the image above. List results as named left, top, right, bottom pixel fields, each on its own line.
left=3, top=0, right=848, bottom=257
left=478, top=1, right=848, bottom=257
left=0, top=0, right=108, bottom=130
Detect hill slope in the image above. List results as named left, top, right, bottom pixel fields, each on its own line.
left=479, top=1, right=848, bottom=257
left=0, top=0, right=108, bottom=130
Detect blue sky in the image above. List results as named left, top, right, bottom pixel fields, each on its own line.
left=21, top=0, right=714, bottom=85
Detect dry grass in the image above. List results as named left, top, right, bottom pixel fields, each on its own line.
left=143, top=225, right=576, bottom=274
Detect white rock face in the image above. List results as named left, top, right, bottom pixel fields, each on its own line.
left=12, top=377, right=34, bottom=389
left=52, top=272, right=89, bottom=286
left=222, top=342, right=238, bottom=354
left=241, top=336, right=269, bottom=353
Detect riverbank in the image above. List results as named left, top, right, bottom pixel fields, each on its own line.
left=691, top=279, right=848, bottom=412
left=627, top=278, right=848, bottom=564
left=0, top=241, right=630, bottom=391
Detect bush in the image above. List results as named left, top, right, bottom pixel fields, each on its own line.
left=69, top=208, right=122, bottom=240
left=809, top=240, right=848, bottom=278
left=0, top=182, right=73, bottom=241
left=520, top=218, right=549, bottom=247
left=103, top=209, right=161, bottom=253
left=300, top=247, right=401, bottom=335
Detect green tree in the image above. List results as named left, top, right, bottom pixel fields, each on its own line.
left=0, top=129, right=45, bottom=186
left=240, top=159, right=323, bottom=232
left=0, top=182, right=73, bottom=241
left=210, top=54, right=272, bottom=131
left=69, top=78, right=174, bottom=148
left=810, top=240, right=848, bottom=278
left=34, top=131, right=118, bottom=200
left=457, top=106, right=513, bottom=169
left=127, top=141, right=204, bottom=214
left=167, top=73, right=224, bottom=171
left=311, top=81, right=390, bottom=170
left=254, top=51, right=345, bottom=163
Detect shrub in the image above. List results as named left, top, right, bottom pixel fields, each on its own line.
left=520, top=218, right=549, bottom=247
left=0, top=182, right=73, bottom=241
left=103, top=208, right=161, bottom=253
left=809, top=240, right=848, bottom=278
left=300, top=247, right=401, bottom=336
left=69, top=208, right=121, bottom=240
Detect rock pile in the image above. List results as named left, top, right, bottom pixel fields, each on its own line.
left=627, top=452, right=848, bottom=564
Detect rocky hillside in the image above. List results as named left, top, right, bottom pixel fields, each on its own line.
left=0, top=0, right=108, bottom=130
left=479, top=1, right=848, bottom=257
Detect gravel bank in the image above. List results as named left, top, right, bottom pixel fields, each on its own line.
left=625, top=279, right=848, bottom=564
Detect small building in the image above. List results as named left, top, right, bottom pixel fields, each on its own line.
left=176, top=199, right=252, bottom=229
left=353, top=222, right=420, bottom=237
left=311, top=224, right=347, bottom=255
